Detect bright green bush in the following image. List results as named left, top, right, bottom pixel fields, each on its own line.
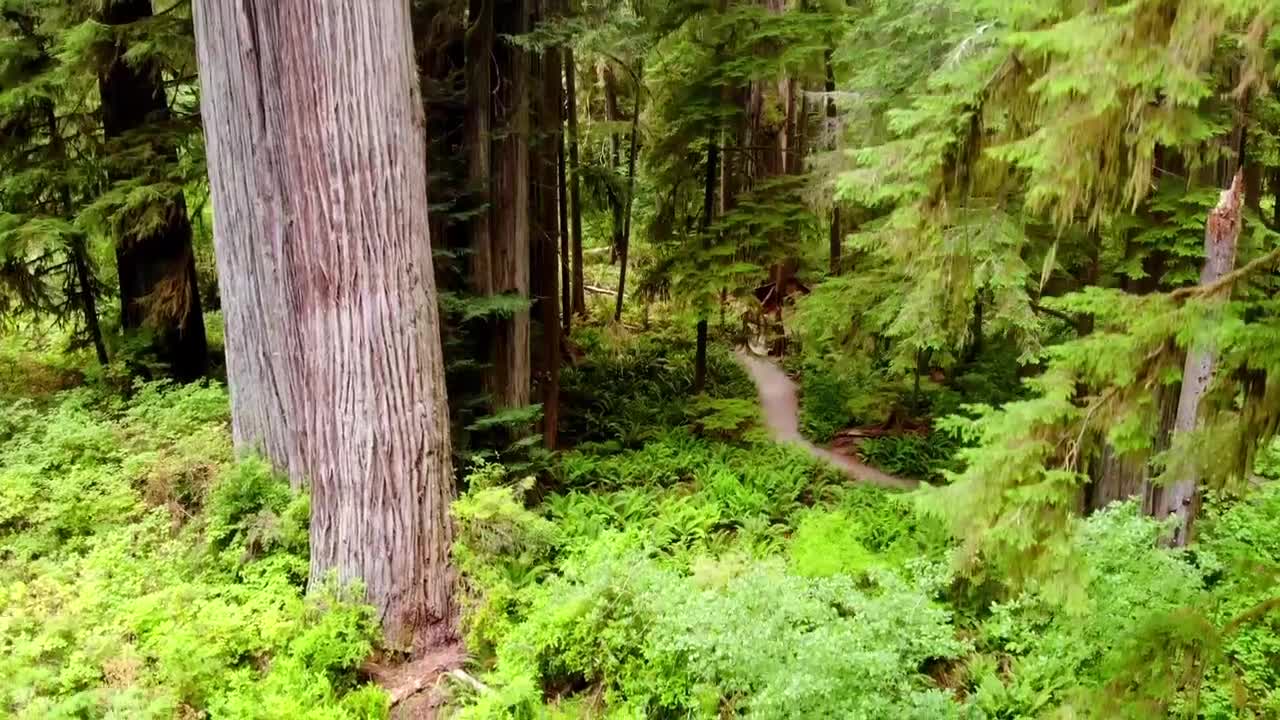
left=968, top=504, right=1206, bottom=718
left=1257, top=437, right=1280, bottom=480
left=559, top=329, right=754, bottom=447
left=455, top=531, right=967, bottom=719
left=859, top=430, right=960, bottom=482
left=451, top=427, right=964, bottom=719
left=0, top=382, right=386, bottom=719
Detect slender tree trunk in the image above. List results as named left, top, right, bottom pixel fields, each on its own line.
left=824, top=46, right=841, bottom=276
left=490, top=0, right=533, bottom=412
left=464, top=0, right=507, bottom=438
left=613, top=64, right=642, bottom=323
left=566, top=48, right=586, bottom=315
left=194, top=0, right=457, bottom=649
left=1159, top=170, right=1244, bottom=546
left=466, top=0, right=494, bottom=299
left=44, top=104, right=108, bottom=366
left=602, top=63, right=624, bottom=264
left=70, top=233, right=109, bottom=367
left=694, top=124, right=720, bottom=393
left=558, top=106, right=571, bottom=333
left=965, top=291, right=983, bottom=362
left=99, top=0, right=207, bottom=382
left=1272, top=168, right=1280, bottom=230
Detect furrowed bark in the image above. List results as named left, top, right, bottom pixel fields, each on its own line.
left=194, top=0, right=457, bottom=649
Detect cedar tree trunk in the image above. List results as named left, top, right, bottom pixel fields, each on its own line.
left=193, top=0, right=457, bottom=649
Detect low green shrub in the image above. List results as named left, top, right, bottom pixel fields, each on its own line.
left=0, top=382, right=386, bottom=719
left=859, top=430, right=961, bottom=482
left=455, top=529, right=967, bottom=719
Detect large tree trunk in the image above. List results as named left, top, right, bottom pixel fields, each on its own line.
left=99, top=0, right=207, bottom=382
left=565, top=48, right=586, bottom=316
left=193, top=0, right=457, bottom=649
left=1158, top=170, right=1244, bottom=546
left=489, top=0, right=533, bottom=413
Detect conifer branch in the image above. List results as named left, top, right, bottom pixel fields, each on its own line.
left=1168, top=245, right=1280, bottom=303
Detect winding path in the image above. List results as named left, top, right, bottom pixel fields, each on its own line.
left=733, top=350, right=919, bottom=491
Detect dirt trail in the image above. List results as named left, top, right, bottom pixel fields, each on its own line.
left=733, top=350, right=919, bottom=491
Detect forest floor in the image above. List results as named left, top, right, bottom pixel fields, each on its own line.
left=733, top=349, right=917, bottom=490
left=364, top=644, right=466, bottom=719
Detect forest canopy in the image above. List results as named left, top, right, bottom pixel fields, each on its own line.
left=3, top=0, right=1280, bottom=717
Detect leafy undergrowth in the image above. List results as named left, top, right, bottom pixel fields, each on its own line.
left=448, top=334, right=1280, bottom=719
left=6, top=330, right=1280, bottom=719
left=452, top=450, right=1280, bottom=718
left=0, top=380, right=387, bottom=719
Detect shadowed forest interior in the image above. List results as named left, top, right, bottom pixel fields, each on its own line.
left=4, top=0, right=1280, bottom=717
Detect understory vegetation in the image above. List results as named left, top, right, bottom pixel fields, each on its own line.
left=6, top=323, right=1280, bottom=718
left=0, top=332, right=384, bottom=719
left=7, top=0, right=1280, bottom=717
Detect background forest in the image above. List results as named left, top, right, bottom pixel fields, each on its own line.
left=4, top=0, right=1280, bottom=718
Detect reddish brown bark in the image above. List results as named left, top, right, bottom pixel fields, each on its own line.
left=489, top=0, right=533, bottom=413
left=531, top=0, right=562, bottom=448
left=194, top=0, right=457, bottom=649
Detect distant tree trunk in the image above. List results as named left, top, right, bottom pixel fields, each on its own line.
left=1159, top=170, right=1243, bottom=546
left=602, top=63, right=624, bottom=264
left=464, top=0, right=504, bottom=434
left=824, top=46, right=841, bottom=276
left=694, top=124, right=720, bottom=394
left=70, top=233, right=109, bottom=367
left=965, top=291, right=983, bottom=362
left=566, top=48, right=586, bottom=316
left=613, top=64, right=642, bottom=323
left=489, top=0, right=533, bottom=412
left=194, top=0, right=457, bottom=650
left=465, top=0, right=494, bottom=299
left=1088, top=445, right=1150, bottom=513
left=43, top=103, right=108, bottom=367
left=558, top=106, right=571, bottom=333
left=531, top=0, right=561, bottom=449
left=99, top=0, right=207, bottom=382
